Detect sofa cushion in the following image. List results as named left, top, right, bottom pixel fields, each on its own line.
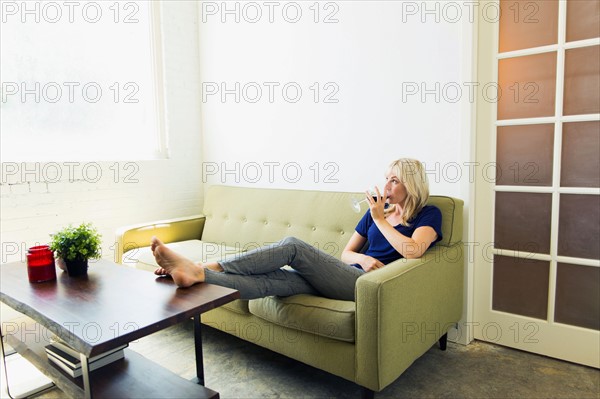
left=427, top=196, right=463, bottom=247
left=248, top=294, right=356, bottom=343
left=222, top=299, right=250, bottom=314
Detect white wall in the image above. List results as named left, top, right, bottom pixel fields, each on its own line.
left=0, top=2, right=204, bottom=264
left=199, top=1, right=475, bottom=199
left=1, top=1, right=477, bottom=263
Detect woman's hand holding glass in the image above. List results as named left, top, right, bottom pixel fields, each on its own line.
left=350, top=186, right=387, bottom=213
left=366, top=186, right=387, bottom=222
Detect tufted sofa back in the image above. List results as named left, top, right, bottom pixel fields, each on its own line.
left=201, top=185, right=463, bottom=258
left=201, top=185, right=363, bottom=258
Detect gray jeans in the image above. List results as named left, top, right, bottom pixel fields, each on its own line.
left=204, top=237, right=365, bottom=301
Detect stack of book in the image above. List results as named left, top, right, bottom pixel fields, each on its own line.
left=45, top=341, right=127, bottom=378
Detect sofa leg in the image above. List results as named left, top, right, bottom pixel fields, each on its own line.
left=361, top=387, right=375, bottom=399
left=439, top=332, right=448, bottom=351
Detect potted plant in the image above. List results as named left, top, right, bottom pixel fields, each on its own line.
left=49, top=222, right=102, bottom=276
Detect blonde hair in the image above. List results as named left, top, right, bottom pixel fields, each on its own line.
left=385, top=158, right=430, bottom=226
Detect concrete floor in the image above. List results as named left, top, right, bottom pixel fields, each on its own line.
left=7, top=319, right=597, bottom=399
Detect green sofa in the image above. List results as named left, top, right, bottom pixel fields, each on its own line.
left=115, top=185, right=464, bottom=396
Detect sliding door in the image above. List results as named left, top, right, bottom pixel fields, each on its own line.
left=474, top=0, right=599, bottom=367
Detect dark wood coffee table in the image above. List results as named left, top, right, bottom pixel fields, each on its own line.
left=0, top=259, right=240, bottom=399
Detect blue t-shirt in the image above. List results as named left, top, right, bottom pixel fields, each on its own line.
left=354, top=205, right=443, bottom=266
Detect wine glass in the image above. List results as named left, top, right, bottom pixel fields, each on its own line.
left=350, top=197, right=370, bottom=213
left=350, top=191, right=384, bottom=213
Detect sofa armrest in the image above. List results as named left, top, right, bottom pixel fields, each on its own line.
left=354, top=245, right=463, bottom=391
left=114, top=215, right=206, bottom=264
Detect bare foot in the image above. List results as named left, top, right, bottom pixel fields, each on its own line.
left=151, top=237, right=205, bottom=287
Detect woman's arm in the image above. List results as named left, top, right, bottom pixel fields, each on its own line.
left=341, top=232, right=385, bottom=272
left=367, top=187, right=438, bottom=259
left=373, top=221, right=437, bottom=259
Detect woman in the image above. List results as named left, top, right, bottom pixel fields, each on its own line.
left=152, top=158, right=442, bottom=301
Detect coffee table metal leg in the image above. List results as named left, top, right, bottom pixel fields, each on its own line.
left=80, top=353, right=92, bottom=399
left=193, top=314, right=205, bottom=386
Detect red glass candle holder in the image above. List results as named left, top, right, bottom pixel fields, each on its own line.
left=27, top=245, right=57, bottom=283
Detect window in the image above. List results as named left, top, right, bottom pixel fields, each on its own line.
left=0, top=1, right=165, bottom=161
